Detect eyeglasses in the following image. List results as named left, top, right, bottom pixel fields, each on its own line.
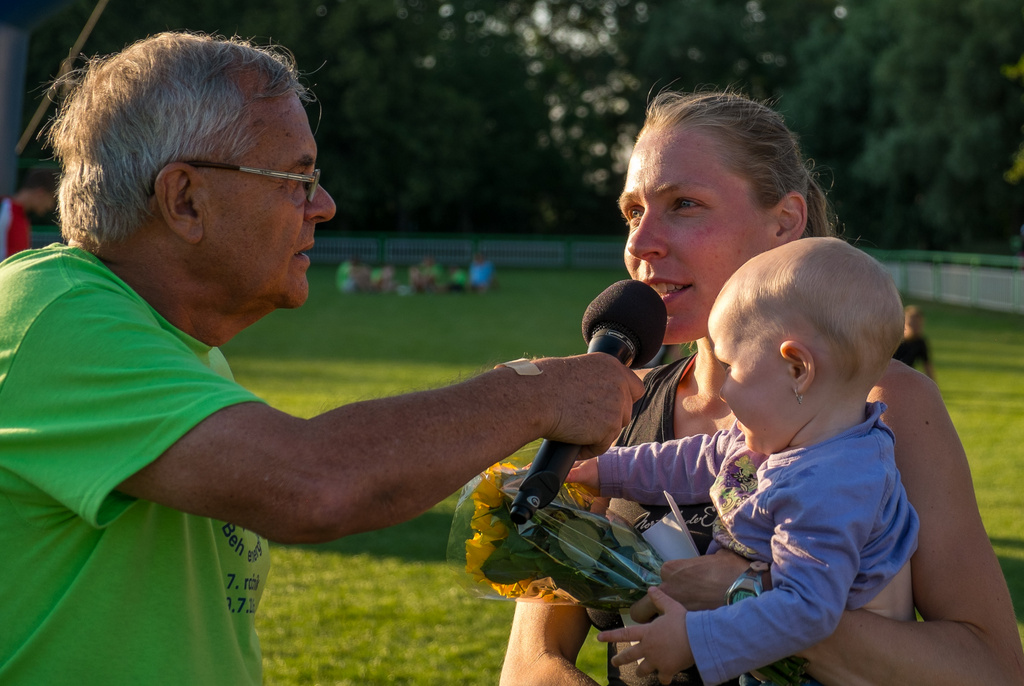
left=185, top=161, right=321, bottom=202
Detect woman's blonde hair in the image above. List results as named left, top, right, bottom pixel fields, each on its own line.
left=640, top=90, right=837, bottom=239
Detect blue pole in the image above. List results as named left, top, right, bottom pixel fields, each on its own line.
left=0, top=0, right=78, bottom=194
left=0, top=24, right=29, bottom=196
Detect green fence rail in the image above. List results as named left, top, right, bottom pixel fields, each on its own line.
left=305, top=231, right=630, bottom=270
left=32, top=229, right=630, bottom=270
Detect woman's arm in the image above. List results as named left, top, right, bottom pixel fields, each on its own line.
left=500, top=603, right=599, bottom=686
left=801, top=362, right=1024, bottom=685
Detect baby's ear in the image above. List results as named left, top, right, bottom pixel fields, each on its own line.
left=780, top=340, right=815, bottom=394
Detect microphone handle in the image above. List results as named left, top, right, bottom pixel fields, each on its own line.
left=585, top=327, right=636, bottom=366
left=508, top=439, right=582, bottom=525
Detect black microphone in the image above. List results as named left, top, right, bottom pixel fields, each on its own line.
left=507, top=280, right=667, bottom=525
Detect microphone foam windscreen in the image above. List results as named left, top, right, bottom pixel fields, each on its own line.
left=581, top=279, right=667, bottom=368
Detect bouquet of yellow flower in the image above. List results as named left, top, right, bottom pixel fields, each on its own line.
left=447, top=458, right=664, bottom=611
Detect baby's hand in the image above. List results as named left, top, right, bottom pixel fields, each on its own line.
left=565, top=458, right=600, bottom=491
left=597, top=587, right=695, bottom=685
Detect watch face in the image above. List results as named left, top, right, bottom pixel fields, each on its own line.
left=726, top=568, right=764, bottom=606
left=729, top=587, right=758, bottom=604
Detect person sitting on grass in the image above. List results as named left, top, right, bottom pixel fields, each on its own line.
left=569, top=238, right=918, bottom=686
left=447, top=264, right=468, bottom=292
left=469, top=251, right=496, bottom=292
left=336, top=255, right=372, bottom=293
left=409, top=254, right=445, bottom=293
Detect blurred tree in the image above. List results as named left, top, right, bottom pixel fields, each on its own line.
left=493, top=0, right=647, bottom=233
left=628, top=0, right=837, bottom=101
left=781, top=2, right=893, bottom=245
left=1002, top=45, right=1024, bottom=188
left=786, top=0, right=1024, bottom=250
left=19, top=0, right=648, bottom=236
left=17, top=0, right=1024, bottom=248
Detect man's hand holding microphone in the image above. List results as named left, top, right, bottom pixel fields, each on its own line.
left=504, top=280, right=667, bottom=524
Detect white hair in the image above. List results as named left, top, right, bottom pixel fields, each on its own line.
left=46, top=31, right=310, bottom=250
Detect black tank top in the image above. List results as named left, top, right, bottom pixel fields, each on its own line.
left=586, top=356, right=736, bottom=686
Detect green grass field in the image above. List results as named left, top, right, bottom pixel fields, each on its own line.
left=221, top=265, right=1024, bottom=685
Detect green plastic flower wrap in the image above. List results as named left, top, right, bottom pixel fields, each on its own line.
left=446, top=455, right=664, bottom=612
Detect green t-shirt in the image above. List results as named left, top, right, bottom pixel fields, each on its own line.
left=0, top=245, right=270, bottom=685
left=449, top=268, right=468, bottom=289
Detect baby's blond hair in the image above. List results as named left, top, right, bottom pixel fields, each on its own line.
left=716, top=238, right=904, bottom=388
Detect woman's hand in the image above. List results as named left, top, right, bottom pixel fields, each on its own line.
left=631, top=549, right=752, bottom=622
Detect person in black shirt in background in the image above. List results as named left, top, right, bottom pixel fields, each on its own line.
left=893, top=305, right=935, bottom=381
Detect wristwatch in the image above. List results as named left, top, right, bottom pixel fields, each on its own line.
left=725, top=560, right=770, bottom=606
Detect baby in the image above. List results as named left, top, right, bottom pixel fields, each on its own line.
left=569, top=237, right=919, bottom=685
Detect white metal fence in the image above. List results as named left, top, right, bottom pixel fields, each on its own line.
left=870, top=250, right=1024, bottom=315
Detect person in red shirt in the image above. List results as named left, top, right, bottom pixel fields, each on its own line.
left=1, top=168, right=57, bottom=260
